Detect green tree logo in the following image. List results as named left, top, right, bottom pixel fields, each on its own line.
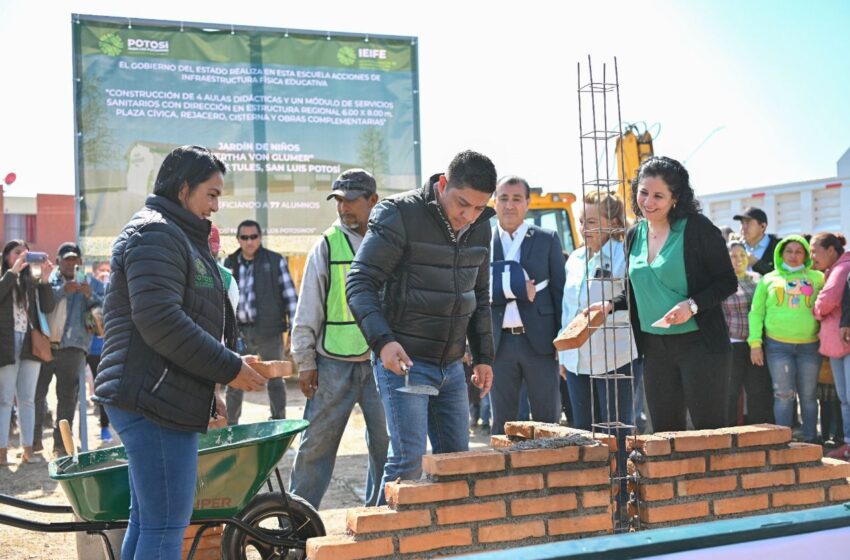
left=99, top=33, right=124, bottom=56
left=337, top=46, right=356, bottom=66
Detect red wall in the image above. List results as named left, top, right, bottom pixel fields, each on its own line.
left=33, top=194, right=75, bottom=257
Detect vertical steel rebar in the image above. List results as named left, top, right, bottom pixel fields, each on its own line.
left=576, top=55, right=639, bottom=532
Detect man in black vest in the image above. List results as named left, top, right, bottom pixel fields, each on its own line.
left=224, top=220, right=297, bottom=423
left=347, top=150, right=497, bottom=504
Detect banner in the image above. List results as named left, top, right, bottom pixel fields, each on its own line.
left=72, top=15, right=421, bottom=258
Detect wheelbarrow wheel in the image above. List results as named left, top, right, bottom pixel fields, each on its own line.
left=220, top=491, right=325, bottom=560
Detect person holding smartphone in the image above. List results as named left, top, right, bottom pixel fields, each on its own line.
left=0, top=241, right=55, bottom=465
left=32, top=242, right=103, bottom=456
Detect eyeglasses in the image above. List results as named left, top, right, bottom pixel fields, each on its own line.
left=239, top=234, right=260, bottom=241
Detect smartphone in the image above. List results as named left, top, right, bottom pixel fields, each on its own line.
left=74, top=264, right=86, bottom=283
left=25, top=251, right=48, bottom=263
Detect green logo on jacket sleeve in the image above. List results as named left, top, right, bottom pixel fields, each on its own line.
left=194, top=257, right=215, bottom=288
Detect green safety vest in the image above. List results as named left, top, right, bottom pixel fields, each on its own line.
left=322, top=226, right=369, bottom=357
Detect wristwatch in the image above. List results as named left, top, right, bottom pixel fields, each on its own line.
left=686, top=298, right=698, bottom=315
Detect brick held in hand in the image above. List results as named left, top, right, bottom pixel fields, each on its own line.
left=554, top=310, right=605, bottom=351
left=252, top=360, right=293, bottom=378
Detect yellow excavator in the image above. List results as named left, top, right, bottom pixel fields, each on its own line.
left=615, top=124, right=655, bottom=220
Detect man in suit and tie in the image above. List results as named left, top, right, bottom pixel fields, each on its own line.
left=490, top=176, right=565, bottom=435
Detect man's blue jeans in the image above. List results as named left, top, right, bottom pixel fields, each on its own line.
left=373, top=357, right=469, bottom=505
left=764, top=338, right=821, bottom=441
left=289, top=355, right=388, bottom=508
left=106, top=406, right=198, bottom=560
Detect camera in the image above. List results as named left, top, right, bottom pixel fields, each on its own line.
left=25, top=252, right=48, bottom=263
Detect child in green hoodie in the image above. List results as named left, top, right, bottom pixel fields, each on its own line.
left=748, top=235, right=825, bottom=441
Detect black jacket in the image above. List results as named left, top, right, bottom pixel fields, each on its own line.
left=841, top=275, right=850, bottom=329
left=752, top=234, right=781, bottom=276
left=0, top=271, right=55, bottom=366
left=93, top=195, right=242, bottom=432
left=346, top=183, right=496, bottom=367
left=613, top=213, right=737, bottom=355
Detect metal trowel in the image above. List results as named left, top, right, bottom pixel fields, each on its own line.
left=396, top=362, right=439, bottom=396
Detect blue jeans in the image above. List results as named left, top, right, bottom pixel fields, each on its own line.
left=106, top=406, right=198, bottom=560
left=831, top=355, right=850, bottom=445
left=374, top=357, right=469, bottom=505
left=0, top=332, right=40, bottom=448
left=289, top=355, right=388, bottom=508
left=764, top=338, right=821, bottom=441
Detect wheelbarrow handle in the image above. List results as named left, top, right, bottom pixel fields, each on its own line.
left=59, top=419, right=76, bottom=457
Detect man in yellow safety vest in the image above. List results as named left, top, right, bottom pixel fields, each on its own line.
left=288, top=169, right=388, bottom=508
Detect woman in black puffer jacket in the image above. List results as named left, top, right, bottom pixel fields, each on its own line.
left=93, top=145, right=266, bottom=560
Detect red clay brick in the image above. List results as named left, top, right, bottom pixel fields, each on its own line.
left=728, top=424, right=792, bottom=447
left=509, top=446, right=580, bottom=468
left=772, top=487, right=825, bottom=507
left=346, top=506, right=431, bottom=534
left=422, top=450, right=505, bottom=477
left=582, top=444, right=611, bottom=462
left=306, top=535, right=394, bottom=560
left=385, top=480, right=469, bottom=507
left=638, top=482, right=675, bottom=501
left=548, top=513, right=613, bottom=535
left=547, top=467, right=610, bottom=488
left=655, top=429, right=732, bottom=452
left=629, top=435, right=672, bottom=456
left=490, top=434, right=514, bottom=449
left=677, top=475, right=737, bottom=496
left=797, top=458, right=850, bottom=483
left=768, top=442, right=823, bottom=465
left=581, top=489, right=612, bottom=508
left=436, top=501, right=506, bottom=525
left=636, top=457, right=706, bottom=479
left=399, top=528, right=472, bottom=554
left=740, top=469, right=795, bottom=490
left=828, top=484, right=850, bottom=502
left=713, top=494, right=769, bottom=516
left=183, top=524, right=223, bottom=538
left=511, top=493, right=578, bottom=516
left=709, top=451, right=765, bottom=471
left=504, top=421, right=539, bottom=439
left=640, top=501, right=710, bottom=523
left=534, top=424, right=587, bottom=439
left=475, top=473, right=544, bottom=496
left=592, top=433, right=618, bottom=452
left=478, top=520, right=545, bottom=543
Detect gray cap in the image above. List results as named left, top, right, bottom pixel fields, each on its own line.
left=327, top=169, right=377, bottom=201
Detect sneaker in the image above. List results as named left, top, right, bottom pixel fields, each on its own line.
left=826, top=443, right=850, bottom=461
left=100, top=427, right=113, bottom=443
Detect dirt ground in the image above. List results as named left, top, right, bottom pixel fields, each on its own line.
left=0, top=375, right=492, bottom=559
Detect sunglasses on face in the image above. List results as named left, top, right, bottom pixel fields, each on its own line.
left=239, top=234, right=260, bottom=241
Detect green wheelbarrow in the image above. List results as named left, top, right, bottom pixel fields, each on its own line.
left=0, top=419, right=325, bottom=560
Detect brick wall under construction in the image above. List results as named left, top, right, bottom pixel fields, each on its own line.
left=305, top=422, right=850, bottom=560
